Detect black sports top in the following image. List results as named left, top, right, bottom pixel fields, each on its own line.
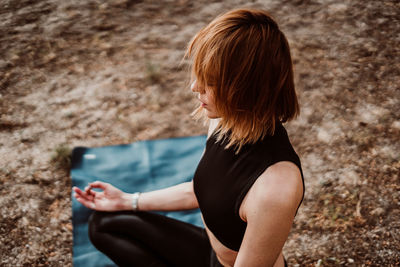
left=193, top=122, right=305, bottom=251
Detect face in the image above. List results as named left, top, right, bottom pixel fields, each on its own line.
left=191, top=80, right=220, bottom=119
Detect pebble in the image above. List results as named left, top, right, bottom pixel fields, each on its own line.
left=392, top=120, right=400, bottom=130
left=340, top=170, right=359, bottom=185
left=370, top=207, right=385, bottom=216
left=327, top=3, right=347, bottom=13
left=317, top=128, right=331, bottom=143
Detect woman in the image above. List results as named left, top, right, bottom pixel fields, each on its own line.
left=73, top=8, right=305, bottom=267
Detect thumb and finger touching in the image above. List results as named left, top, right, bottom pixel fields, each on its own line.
left=89, top=181, right=108, bottom=190
left=73, top=181, right=123, bottom=211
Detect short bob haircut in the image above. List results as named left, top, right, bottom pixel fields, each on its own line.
left=186, top=8, right=299, bottom=152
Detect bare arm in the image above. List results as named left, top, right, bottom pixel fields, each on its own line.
left=132, top=181, right=198, bottom=211
left=234, top=162, right=303, bottom=267
left=73, top=180, right=198, bottom=212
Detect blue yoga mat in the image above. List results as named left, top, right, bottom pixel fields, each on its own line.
left=70, top=135, right=207, bottom=267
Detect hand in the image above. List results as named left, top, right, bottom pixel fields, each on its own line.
left=73, top=181, right=132, bottom=211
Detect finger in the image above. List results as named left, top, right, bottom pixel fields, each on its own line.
left=89, top=181, right=108, bottom=191
left=73, top=186, right=86, bottom=195
left=75, top=195, right=97, bottom=210
left=73, top=192, right=90, bottom=202
left=73, top=186, right=83, bottom=193
left=74, top=187, right=95, bottom=201
left=74, top=186, right=89, bottom=197
left=84, top=185, right=99, bottom=199
left=84, top=185, right=95, bottom=196
left=88, top=189, right=97, bottom=197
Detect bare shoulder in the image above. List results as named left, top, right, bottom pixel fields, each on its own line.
left=240, top=161, right=304, bottom=221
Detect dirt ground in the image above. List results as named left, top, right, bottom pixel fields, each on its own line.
left=0, top=0, right=399, bottom=266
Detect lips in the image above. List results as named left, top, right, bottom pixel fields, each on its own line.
left=197, top=97, right=207, bottom=107
left=199, top=100, right=207, bottom=107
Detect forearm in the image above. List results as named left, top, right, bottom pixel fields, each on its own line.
left=120, top=181, right=199, bottom=211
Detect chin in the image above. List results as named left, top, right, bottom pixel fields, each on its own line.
left=198, top=105, right=220, bottom=119
left=206, top=112, right=220, bottom=119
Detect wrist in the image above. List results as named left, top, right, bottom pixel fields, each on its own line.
left=120, top=192, right=138, bottom=211
left=131, top=192, right=141, bottom=211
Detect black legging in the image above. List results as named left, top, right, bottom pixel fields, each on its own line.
left=88, top=211, right=289, bottom=267
left=88, top=210, right=223, bottom=267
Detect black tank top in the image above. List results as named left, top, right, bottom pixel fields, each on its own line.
left=193, top=122, right=305, bottom=251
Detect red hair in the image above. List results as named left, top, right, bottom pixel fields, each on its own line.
left=186, top=8, right=299, bottom=152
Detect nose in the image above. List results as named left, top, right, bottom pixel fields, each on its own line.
left=191, top=80, right=198, bottom=92
left=191, top=80, right=205, bottom=94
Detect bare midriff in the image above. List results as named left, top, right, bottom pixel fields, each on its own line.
left=202, top=216, right=238, bottom=267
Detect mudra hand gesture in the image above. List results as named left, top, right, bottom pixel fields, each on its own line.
left=73, top=181, right=132, bottom=211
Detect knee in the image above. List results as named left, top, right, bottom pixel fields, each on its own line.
left=88, top=210, right=139, bottom=245
left=88, top=211, right=107, bottom=245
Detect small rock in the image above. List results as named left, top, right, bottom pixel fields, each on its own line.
left=11, top=54, right=20, bottom=62
left=358, top=105, right=390, bottom=124
left=43, top=52, right=56, bottom=64
left=99, top=2, right=109, bottom=9
left=348, top=258, right=354, bottom=263
left=110, top=0, right=130, bottom=7
left=328, top=3, right=347, bottom=13
left=15, top=23, right=37, bottom=32
left=317, top=128, right=331, bottom=143
left=327, top=257, right=337, bottom=262
left=20, top=217, right=29, bottom=227
left=340, top=170, right=359, bottom=185
left=370, top=207, right=385, bottom=216
left=0, top=59, right=10, bottom=69
left=392, top=120, right=400, bottom=130
left=379, top=146, right=397, bottom=160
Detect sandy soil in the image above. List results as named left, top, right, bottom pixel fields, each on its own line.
left=0, top=0, right=399, bottom=266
